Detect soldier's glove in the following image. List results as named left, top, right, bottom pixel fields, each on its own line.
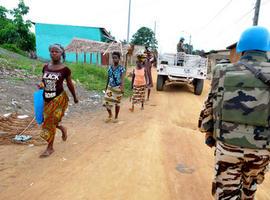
left=205, top=133, right=216, bottom=148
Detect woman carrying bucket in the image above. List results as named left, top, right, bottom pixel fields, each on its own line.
left=38, top=44, right=78, bottom=158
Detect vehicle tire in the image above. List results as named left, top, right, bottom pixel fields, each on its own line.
left=157, top=75, right=165, bottom=91
left=194, top=79, right=204, bottom=95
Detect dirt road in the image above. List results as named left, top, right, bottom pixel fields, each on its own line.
left=1, top=77, right=270, bottom=200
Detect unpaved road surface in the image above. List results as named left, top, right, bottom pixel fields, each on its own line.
left=1, top=74, right=270, bottom=200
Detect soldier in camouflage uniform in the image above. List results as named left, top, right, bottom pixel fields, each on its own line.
left=198, top=26, right=270, bottom=199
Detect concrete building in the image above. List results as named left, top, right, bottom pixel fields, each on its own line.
left=35, top=23, right=113, bottom=64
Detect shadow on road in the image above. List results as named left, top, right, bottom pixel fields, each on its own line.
left=162, top=83, right=194, bottom=94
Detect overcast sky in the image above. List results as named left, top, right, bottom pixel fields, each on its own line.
left=1, top=0, right=270, bottom=53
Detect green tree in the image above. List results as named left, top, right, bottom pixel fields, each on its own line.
left=0, top=6, right=8, bottom=19
left=183, top=43, right=193, bottom=54
left=11, top=0, right=35, bottom=51
left=192, top=49, right=206, bottom=57
left=0, top=23, right=19, bottom=43
left=0, top=6, right=10, bottom=31
left=130, top=27, right=158, bottom=50
left=0, top=1, right=35, bottom=52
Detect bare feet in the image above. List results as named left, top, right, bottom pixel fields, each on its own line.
left=105, top=117, right=112, bottom=123
left=57, top=125, right=67, bottom=141
left=39, top=148, right=54, bottom=158
left=112, top=118, right=119, bottom=123
left=61, top=127, right=67, bottom=141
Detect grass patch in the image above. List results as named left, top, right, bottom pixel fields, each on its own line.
left=68, top=63, right=132, bottom=97
left=8, top=77, right=25, bottom=82
left=0, top=44, right=28, bottom=57
left=0, top=47, right=132, bottom=96
left=0, top=47, right=43, bottom=75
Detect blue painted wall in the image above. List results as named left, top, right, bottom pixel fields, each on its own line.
left=35, top=23, right=102, bottom=64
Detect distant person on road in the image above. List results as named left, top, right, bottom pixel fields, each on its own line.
left=39, top=44, right=78, bottom=158
left=103, top=52, right=125, bottom=123
left=129, top=52, right=147, bottom=112
left=198, top=26, right=270, bottom=199
left=144, top=49, right=154, bottom=101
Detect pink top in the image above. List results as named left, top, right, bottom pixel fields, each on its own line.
left=134, top=68, right=146, bottom=86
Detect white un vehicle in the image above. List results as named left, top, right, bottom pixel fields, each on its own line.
left=156, top=52, right=208, bottom=95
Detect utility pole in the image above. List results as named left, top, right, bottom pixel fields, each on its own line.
left=127, top=0, right=132, bottom=43
left=253, top=0, right=261, bottom=25
left=189, top=34, right=192, bottom=54
left=154, top=21, right=157, bottom=36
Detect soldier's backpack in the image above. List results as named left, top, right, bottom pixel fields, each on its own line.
left=214, top=61, right=270, bottom=149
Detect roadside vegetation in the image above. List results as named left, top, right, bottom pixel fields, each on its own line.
left=0, top=47, right=132, bottom=96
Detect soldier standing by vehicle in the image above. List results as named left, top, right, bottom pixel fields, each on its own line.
left=199, top=26, right=270, bottom=199
left=177, top=37, right=186, bottom=66
left=177, top=37, right=185, bottom=53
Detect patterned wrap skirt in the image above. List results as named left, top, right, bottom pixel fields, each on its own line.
left=103, top=86, right=123, bottom=109
left=132, top=85, right=146, bottom=104
left=40, top=91, right=69, bottom=143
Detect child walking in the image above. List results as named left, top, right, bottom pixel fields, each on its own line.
left=129, top=53, right=147, bottom=112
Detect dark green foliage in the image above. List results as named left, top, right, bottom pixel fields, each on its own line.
left=184, top=43, right=193, bottom=54
left=0, top=1, right=35, bottom=53
left=192, top=49, right=206, bottom=57
left=0, top=6, right=8, bottom=19
left=131, top=27, right=158, bottom=50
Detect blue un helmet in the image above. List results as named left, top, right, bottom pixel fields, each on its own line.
left=180, top=37, right=185, bottom=42
left=236, top=26, right=270, bottom=53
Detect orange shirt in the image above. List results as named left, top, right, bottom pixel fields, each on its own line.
left=134, top=68, right=146, bottom=86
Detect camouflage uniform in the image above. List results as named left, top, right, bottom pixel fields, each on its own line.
left=199, top=51, right=270, bottom=200
left=177, top=41, right=185, bottom=53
